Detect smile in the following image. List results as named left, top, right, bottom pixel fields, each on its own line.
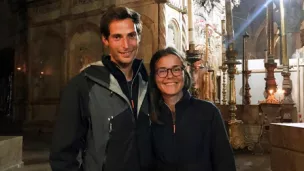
left=164, top=83, right=177, bottom=85
left=120, top=51, right=132, bottom=55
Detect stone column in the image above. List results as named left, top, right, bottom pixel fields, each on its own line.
left=61, top=0, right=72, bottom=85
left=26, top=27, right=33, bottom=122
left=13, top=5, right=28, bottom=122
left=157, top=1, right=167, bottom=49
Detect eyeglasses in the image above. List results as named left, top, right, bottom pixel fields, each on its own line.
left=155, top=65, right=184, bottom=78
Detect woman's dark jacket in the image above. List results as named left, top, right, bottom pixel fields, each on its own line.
left=50, top=56, right=154, bottom=171
left=151, top=91, right=236, bottom=171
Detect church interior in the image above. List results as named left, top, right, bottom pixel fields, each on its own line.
left=0, top=0, right=304, bottom=170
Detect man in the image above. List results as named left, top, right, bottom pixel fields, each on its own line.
left=50, top=6, right=153, bottom=171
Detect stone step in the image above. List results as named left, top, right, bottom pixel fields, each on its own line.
left=0, top=136, right=23, bottom=171
left=17, top=163, right=51, bottom=171
left=23, top=150, right=49, bottom=165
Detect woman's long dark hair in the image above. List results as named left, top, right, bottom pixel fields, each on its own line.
left=149, top=47, right=191, bottom=124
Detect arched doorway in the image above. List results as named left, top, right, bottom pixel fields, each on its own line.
left=0, top=48, right=14, bottom=129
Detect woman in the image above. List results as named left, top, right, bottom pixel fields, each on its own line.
left=149, top=47, right=236, bottom=171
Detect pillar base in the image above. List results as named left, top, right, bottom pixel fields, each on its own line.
left=243, top=70, right=252, bottom=105
left=228, top=119, right=246, bottom=149
left=281, top=72, right=294, bottom=104
left=264, top=62, right=278, bottom=96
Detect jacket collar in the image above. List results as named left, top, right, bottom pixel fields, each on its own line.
left=83, top=55, right=148, bottom=86
left=101, top=55, right=148, bottom=82
left=82, top=55, right=148, bottom=115
left=160, top=89, right=192, bottom=110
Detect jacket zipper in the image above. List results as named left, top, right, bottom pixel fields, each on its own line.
left=129, top=61, right=143, bottom=169
left=102, top=116, right=114, bottom=170
left=108, top=116, right=114, bottom=133
left=129, top=61, right=143, bottom=116
left=164, top=103, right=176, bottom=134
left=172, top=111, right=176, bottom=134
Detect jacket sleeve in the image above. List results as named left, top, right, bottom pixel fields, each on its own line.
left=210, top=107, right=236, bottom=171
left=49, top=80, right=87, bottom=171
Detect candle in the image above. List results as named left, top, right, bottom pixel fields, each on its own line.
left=188, top=0, right=195, bottom=44
left=265, top=49, right=268, bottom=62
left=245, top=58, right=248, bottom=71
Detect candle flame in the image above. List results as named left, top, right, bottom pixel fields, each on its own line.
left=269, top=89, right=273, bottom=94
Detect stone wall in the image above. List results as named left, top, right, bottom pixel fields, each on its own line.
left=23, top=0, right=160, bottom=130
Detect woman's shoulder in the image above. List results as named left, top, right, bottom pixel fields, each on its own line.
left=189, top=97, right=221, bottom=119
left=190, top=97, right=218, bottom=110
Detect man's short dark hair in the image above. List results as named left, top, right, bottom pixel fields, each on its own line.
left=100, top=6, right=142, bottom=39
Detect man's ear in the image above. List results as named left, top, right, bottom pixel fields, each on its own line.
left=102, top=36, right=109, bottom=46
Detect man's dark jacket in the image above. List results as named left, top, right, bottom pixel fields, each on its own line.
left=50, top=56, right=153, bottom=171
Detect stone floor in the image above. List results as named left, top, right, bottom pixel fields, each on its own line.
left=19, top=135, right=51, bottom=171
left=18, top=136, right=271, bottom=171
left=235, top=153, right=271, bottom=171
left=20, top=153, right=271, bottom=171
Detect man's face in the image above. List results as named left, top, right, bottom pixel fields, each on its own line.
left=102, top=18, right=140, bottom=67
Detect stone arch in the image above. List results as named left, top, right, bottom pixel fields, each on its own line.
left=253, top=19, right=267, bottom=53
left=253, top=19, right=281, bottom=59
left=68, top=22, right=101, bottom=42
left=68, top=22, right=104, bottom=79
left=167, top=18, right=181, bottom=51
left=255, top=27, right=267, bottom=59
left=254, top=20, right=285, bottom=59
left=140, top=14, right=156, bottom=52
left=137, top=14, right=155, bottom=71
left=31, top=29, right=64, bottom=100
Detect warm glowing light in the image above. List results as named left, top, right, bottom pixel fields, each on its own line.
left=17, top=67, right=21, bottom=71
left=277, top=89, right=285, bottom=94
left=269, top=89, right=273, bottom=94
left=40, top=71, right=44, bottom=75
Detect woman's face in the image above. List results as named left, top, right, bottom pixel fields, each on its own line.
left=155, top=54, right=185, bottom=97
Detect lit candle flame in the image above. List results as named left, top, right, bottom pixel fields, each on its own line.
left=269, top=89, right=273, bottom=94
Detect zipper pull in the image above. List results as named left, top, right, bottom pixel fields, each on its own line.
left=173, top=124, right=176, bottom=134
left=131, top=100, right=135, bottom=109
left=108, top=116, right=113, bottom=133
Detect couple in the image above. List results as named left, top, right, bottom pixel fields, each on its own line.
left=49, top=6, right=236, bottom=171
